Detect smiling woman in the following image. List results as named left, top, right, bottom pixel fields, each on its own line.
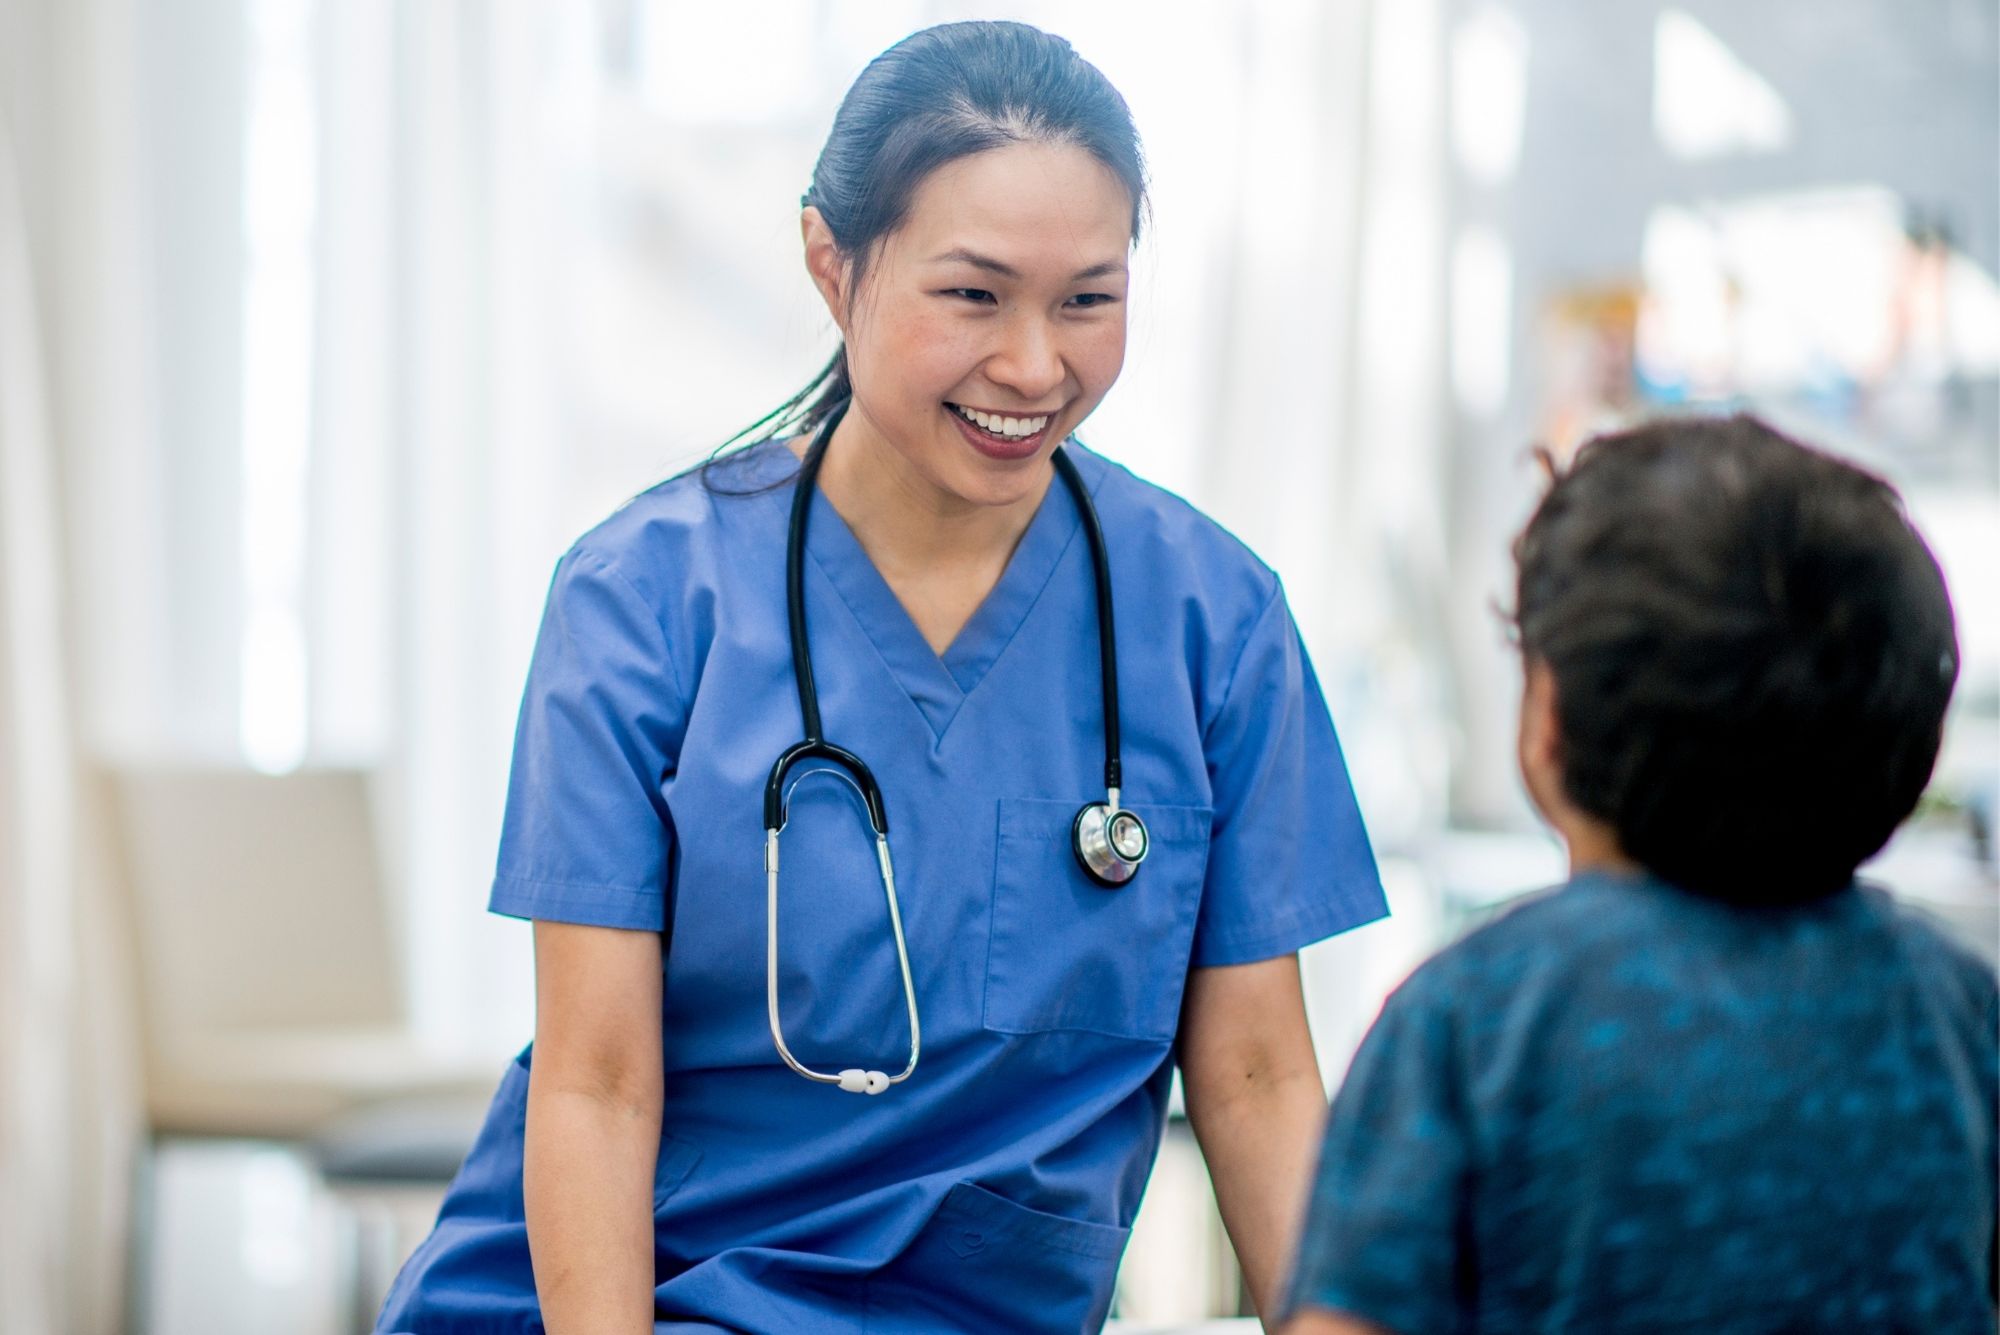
left=808, top=141, right=1133, bottom=493
left=800, top=138, right=1137, bottom=649
left=373, top=20, right=1386, bottom=1335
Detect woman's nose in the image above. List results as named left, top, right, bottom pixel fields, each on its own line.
left=985, top=316, right=1065, bottom=401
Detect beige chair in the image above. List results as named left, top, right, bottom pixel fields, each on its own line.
left=110, top=765, right=497, bottom=1136
left=113, top=766, right=504, bottom=1332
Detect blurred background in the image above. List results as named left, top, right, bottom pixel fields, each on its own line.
left=0, top=0, right=1993, bottom=1330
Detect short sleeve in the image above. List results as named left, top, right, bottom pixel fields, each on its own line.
left=1189, top=584, right=1386, bottom=966
left=488, top=546, right=688, bottom=930
left=1283, top=968, right=1471, bottom=1333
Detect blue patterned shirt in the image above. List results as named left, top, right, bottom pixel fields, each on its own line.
left=1288, top=871, right=1997, bottom=1333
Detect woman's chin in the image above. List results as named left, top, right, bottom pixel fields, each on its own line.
left=938, top=448, right=1061, bottom=510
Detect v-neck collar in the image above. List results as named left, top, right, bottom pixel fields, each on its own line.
left=754, top=439, right=1107, bottom=742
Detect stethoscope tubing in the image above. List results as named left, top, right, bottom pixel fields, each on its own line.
left=1050, top=444, right=1124, bottom=795
left=763, top=398, right=1139, bottom=1092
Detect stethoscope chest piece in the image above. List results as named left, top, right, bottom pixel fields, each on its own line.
left=1072, top=794, right=1148, bottom=888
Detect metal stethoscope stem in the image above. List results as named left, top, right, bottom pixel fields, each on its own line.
left=765, top=769, right=921, bottom=1095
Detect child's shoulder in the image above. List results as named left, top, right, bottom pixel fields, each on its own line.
left=1408, top=871, right=1995, bottom=1021
left=1380, top=879, right=1622, bottom=1026
left=1411, top=874, right=1672, bottom=986
left=1870, top=887, right=2000, bottom=1026
left=1402, top=873, right=1776, bottom=1012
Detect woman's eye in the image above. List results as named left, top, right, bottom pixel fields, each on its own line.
left=946, top=288, right=996, bottom=304
left=1067, top=292, right=1117, bottom=309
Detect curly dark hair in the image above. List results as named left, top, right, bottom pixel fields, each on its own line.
left=1511, top=414, right=1959, bottom=905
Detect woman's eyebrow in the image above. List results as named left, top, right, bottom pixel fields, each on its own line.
left=927, top=247, right=1128, bottom=282
left=1070, top=258, right=1129, bottom=280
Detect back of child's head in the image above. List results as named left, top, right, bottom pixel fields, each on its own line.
left=1512, top=413, right=1958, bottom=906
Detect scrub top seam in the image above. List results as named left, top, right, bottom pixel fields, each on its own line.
left=944, top=506, right=1088, bottom=711
left=803, top=542, right=966, bottom=742
left=802, top=485, right=971, bottom=717
left=931, top=440, right=1108, bottom=709
left=936, top=473, right=1075, bottom=693
left=962, top=441, right=1117, bottom=692
left=777, top=451, right=1120, bottom=748
left=494, top=870, right=664, bottom=897
left=752, top=459, right=971, bottom=742
left=489, top=879, right=662, bottom=933
left=1191, top=891, right=1386, bottom=967
left=980, top=801, right=1004, bottom=1035
left=570, top=542, right=691, bottom=714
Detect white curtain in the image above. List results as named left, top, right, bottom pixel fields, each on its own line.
left=0, top=110, right=138, bottom=1335
left=0, top=1, right=148, bottom=1328
left=0, top=104, right=71, bottom=1335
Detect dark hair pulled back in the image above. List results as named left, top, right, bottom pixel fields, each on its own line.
left=704, top=21, right=1146, bottom=481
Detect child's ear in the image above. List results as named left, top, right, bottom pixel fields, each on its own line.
left=1518, top=658, right=1565, bottom=815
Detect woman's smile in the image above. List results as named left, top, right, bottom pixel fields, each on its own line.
left=944, top=401, right=1056, bottom=460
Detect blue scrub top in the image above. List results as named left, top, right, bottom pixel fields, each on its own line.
left=376, top=438, right=1386, bottom=1334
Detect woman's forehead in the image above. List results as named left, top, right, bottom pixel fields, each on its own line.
left=886, top=142, right=1133, bottom=276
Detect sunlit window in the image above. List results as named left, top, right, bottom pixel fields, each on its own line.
left=239, top=0, right=317, bottom=774
left=1638, top=188, right=2000, bottom=405
left=1452, top=225, right=1513, bottom=418
left=1452, top=4, right=1529, bottom=184
left=631, top=0, right=818, bottom=123
left=1652, top=9, right=1792, bottom=160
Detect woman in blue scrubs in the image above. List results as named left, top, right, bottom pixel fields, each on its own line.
left=377, top=20, right=1384, bottom=1335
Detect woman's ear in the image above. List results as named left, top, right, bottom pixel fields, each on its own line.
left=801, top=207, right=849, bottom=333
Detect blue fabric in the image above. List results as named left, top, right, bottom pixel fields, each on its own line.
left=1286, top=871, right=1999, bottom=1334
left=377, top=439, right=1385, bottom=1333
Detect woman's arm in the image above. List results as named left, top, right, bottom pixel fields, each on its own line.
left=1283, top=1310, right=1395, bottom=1335
left=1178, top=953, right=1328, bottom=1329
left=524, top=920, right=665, bottom=1334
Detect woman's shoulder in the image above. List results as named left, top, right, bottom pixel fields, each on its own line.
left=562, top=440, right=794, bottom=598
left=1070, top=440, right=1282, bottom=620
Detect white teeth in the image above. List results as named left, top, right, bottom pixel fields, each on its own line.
left=952, top=405, right=1050, bottom=438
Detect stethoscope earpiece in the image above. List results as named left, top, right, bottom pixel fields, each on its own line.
left=838, top=1069, right=892, bottom=1095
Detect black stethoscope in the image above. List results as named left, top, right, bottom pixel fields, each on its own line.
left=762, top=400, right=1149, bottom=1094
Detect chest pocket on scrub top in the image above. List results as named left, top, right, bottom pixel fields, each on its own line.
left=983, top=797, right=1211, bottom=1042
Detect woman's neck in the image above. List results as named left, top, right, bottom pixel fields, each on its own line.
left=802, top=410, right=1051, bottom=574
left=787, top=409, right=1054, bottom=656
